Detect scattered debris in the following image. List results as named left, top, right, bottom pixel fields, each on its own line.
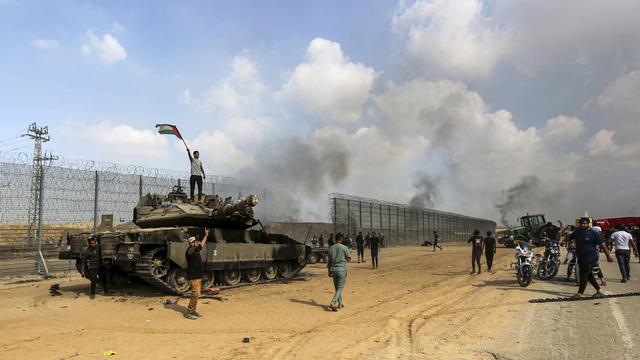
left=115, top=298, right=127, bottom=302
left=61, top=306, right=68, bottom=309
left=243, top=337, right=250, bottom=343
left=147, top=307, right=154, bottom=311
left=103, top=351, right=117, bottom=356
left=49, top=284, right=62, bottom=296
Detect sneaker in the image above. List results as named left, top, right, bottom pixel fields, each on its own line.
left=90, top=294, right=95, bottom=300
left=192, top=311, right=203, bottom=317
left=184, top=313, right=197, bottom=320
left=600, top=279, right=607, bottom=286
left=621, top=279, right=627, bottom=283
left=329, top=303, right=338, bottom=311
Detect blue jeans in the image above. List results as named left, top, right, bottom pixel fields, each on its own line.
left=331, top=268, right=347, bottom=306
left=615, top=249, right=631, bottom=280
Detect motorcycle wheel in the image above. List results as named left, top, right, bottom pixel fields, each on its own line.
left=518, top=265, right=533, bottom=287
left=538, top=260, right=559, bottom=280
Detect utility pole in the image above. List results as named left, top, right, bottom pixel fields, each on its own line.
left=23, top=123, right=57, bottom=276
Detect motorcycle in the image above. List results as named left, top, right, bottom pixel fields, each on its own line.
left=514, top=240, right=535, bottom=287
left=537, top=237, right=561, bottom=280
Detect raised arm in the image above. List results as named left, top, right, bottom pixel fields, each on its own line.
left=187, top=148, right=193, bottom=161
left=201, top=228, right=209, bottom=246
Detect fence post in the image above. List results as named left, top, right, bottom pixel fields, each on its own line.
left=93, top=171, right=99, bottom=234
left=35, top=163, right=49, bottom=276
left=347, top=199, right=351, bottom=235
left=138, top=175, right=143, bottom=199
left=332, top=197, right=337, bottom=236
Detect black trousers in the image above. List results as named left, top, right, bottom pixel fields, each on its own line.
left=189, top=175, right=203, bottom=200
left=615, top=249, right=631, bottom=280
left=433, top=240, right=442, bottom=251
left=485, top=252, right=494, bottom=270
left=578, top=259, right=600, bottom=294
left=371, top=250, right=379, bottom=268
left=472, top=250, right=482, bottom=273
left=88, top=268, right=109, bottom=295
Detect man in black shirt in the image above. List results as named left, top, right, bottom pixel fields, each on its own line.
left=81, top=236, right=109, bottom=299
left=484, top=231, right=497, bottom=272
left=569, top=217, right=612, bottom=298
left=468, top=230, right=484, bottom=275
left=355, top=231, right=365, bottom=263
left=185, top=228, right=209, bottom=320
left=433, top=231, right=442, bottom=252
left=370, top=231, right=380, bottom=269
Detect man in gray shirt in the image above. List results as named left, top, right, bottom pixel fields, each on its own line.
left=187, top=149, right=206, bottom=203
left=328, top=233, right=351, bottom=311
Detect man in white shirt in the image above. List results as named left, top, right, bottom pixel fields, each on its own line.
left=610, top=225, right=639, bottom=282
left=187, top=149, right=206, bottom=203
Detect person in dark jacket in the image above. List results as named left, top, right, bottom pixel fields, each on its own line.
left=355, top=231, right=365, bottom=263
left=569, top=217, right=613, bottom=299
left=484, top=231, right=497, bottom=272
left=433, top=231, right=442, bottom=252
left=81, top=236, right=109, bottom=299
left=184, top=228, right=209, bottom=320
left=370, top=231, right=381, bottom=269
left=468, top=230, right=484, bottom=275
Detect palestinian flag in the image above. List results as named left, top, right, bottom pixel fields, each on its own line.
left=155, top=124, right=183, bottom=139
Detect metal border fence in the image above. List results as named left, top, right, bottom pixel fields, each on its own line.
left=330, top=193, right=497, bottom=245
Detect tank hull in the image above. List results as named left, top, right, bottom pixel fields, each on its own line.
left=60, top=226, right=310, bottom=294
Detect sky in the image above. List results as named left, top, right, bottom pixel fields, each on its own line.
left=1, top=0, right=640, bottom=224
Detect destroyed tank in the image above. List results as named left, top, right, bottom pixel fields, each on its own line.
left=59, top=184, right=310, bottom=294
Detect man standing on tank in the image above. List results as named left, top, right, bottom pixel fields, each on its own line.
left=355, top=231, right=365, bottom=263
left=328, top=233, right=351, bottom=311
left=569, top=217, right=613, bottom=299
left=468, top=230, right=484, bottom=275
left=184, top=228, right=209, bottom=320
left=370, top=231, right=381, bottom=269
left=187, top=148, right=206, bottom=203
left=81, top=235, right=110, bottom=299
left=484, top=231, right=497, bottom=272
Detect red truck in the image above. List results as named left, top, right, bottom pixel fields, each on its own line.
left=593, top=217, right=640, bottom=233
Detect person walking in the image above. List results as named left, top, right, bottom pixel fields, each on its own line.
left=610, top=225, right=639, bottom=282
left=327, top=233, right=351, bottom=311
left=484, top=231, right=497, bottom=272
left=633, top=224, right=640, bottom=263
left=370, top=231, right=381, bottom=269
left=355, top=231, right=365, bottom=263
left=184, top=229, right=209, bottom=320
left=569, top=217, right=613, bottom=299
left=81, top=236, right=110, bottom=299
left=432, top=230, right=442, bottom=251
left=468, top=230, right=483, bottom=275
left=187, top=149, right=206, bottom=203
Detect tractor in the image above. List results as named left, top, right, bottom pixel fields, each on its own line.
left=499, top=214, right=558, bottom=247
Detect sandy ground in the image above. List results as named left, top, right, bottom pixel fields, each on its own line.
left=1, top=244, right=639, bottom=360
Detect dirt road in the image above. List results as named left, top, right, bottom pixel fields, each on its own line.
left=1, top=244, right=638, bottom=359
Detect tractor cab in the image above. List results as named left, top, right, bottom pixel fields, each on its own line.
left=519, top=214, right=546, bottom=234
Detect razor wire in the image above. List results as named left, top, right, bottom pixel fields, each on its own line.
left=0, top=151, right=264, bottom=248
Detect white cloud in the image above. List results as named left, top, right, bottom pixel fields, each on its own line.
left=187, top=131, right=255, bottom=175
left=392, top=0, right=509, bottom=78
left=280, top=37, right=376, bottom=123
left=179, top=89, right=193, bottom=105
left=586, top=129, right=617, bottom=156
left=541, top=115, right=585, bottom=141
left=30, top=38, right=58, bottom=49
left=201, top=55, right=267, bottom=115
left=70, top=121, right=169, bottom=159
left=81, top=30, right=127, bottom=64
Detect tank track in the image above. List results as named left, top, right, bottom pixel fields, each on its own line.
left=135, top=248, right=307, bottom=296
left=529, top=291, right=640, bottom=303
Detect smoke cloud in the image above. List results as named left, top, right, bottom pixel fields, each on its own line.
left=495, top=176, right=541, bottom=227
left=409, top=171, right=439, bottom=208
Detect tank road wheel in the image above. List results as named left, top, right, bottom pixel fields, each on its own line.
left=263, top=265, right=277, bottom=280
left=167, top=267, right=191, bottom=294
left=201, top=271, right=215, bottom=289
left=277, top=262, right=293, bottom=279
left=150, top=251, right=170, bottom=279
left=222, top=269, right=242, bottom=286
left=243, top=269, right=261, bottom=283
left=308, top=253, right=318, bottom=264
